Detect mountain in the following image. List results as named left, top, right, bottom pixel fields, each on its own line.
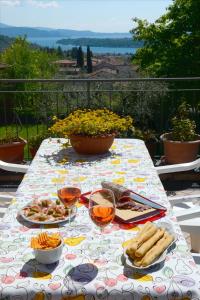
left=0, top=23, right=131, bottom=39
left=0, top=23, right=12, bottom=28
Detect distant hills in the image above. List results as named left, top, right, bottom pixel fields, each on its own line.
left=0, top=23, right=131, bottom=39
left=58, top=38, right=143, bottom=48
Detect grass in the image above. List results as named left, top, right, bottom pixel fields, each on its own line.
left=0, top=124, right=48, bottom=160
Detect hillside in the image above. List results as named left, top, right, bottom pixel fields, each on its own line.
left=57, top=38, right=143, bottom=48
left=0, top=23, right=131, bottom=39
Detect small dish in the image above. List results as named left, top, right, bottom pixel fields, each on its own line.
left=34, top=239, right=64, bottom=264
left=19, top=201, right=77, bottom=225
left=123, top=221, right=176, bottom=269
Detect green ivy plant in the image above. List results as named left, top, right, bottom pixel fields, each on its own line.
left=171, top=102, right=197, bottom=142
left=0, top=129, right=21, bottom=145
left=133, top=128, right=158, bottom=143
left=28, top=132, right=50, bottom=150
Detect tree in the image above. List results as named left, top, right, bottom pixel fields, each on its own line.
left=0, top=36, right=58, bottom=79
left=77, top=46, right=84, bottom=68
left=71, top=47, right=78, bottom=59
left=0, top=37, right=59, bottom=123
left=86, top=45, right=93, bottom=73
left=57, top=46, right=63, bottom=57
left=131, top=0, right=200, bottom=77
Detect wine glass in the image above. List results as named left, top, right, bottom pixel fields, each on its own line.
left=89, top=188, right=116, bottom=234
left=57, top=181, right=81, bottom=226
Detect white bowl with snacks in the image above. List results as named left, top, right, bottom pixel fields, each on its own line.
left=124, top=221, right=176, bottom=269
left=31, top=232, right=64, bottom=264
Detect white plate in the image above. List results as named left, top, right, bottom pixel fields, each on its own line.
left=19, top=203, right=77, bottom=225
left=124, top=221, right=176, bottom=270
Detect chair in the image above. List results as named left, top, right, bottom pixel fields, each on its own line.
left=0, top=160, right=29, bottom=173
left=0, top=160, right=28, bottom=219
left=155, top=158, right=200, bottom=256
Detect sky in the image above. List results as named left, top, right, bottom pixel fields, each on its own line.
left=0, top=0, right=172, bottom=33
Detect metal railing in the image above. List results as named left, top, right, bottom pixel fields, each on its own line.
left=0, top=77, right=200, bottom=160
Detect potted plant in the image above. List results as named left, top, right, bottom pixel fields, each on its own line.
left=49, top=109, right=133, bottom=155
left=28, top=131, right=50, bottom=158
left=161, top=102, right=200, bottom=164
left=133, top=128, right=158, bottom=158
left=0, top=131, right=27, bottom=163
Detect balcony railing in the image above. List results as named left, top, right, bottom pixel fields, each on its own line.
left=0, top=77, right=200, bottom=160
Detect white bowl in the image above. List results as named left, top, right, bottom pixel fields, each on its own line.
left=34, top=239, right=64, bottom=264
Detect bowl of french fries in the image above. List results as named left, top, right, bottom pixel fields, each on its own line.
left=31, top=232, right=63, bottom=264
left=124, top=221, right=176, bottom=269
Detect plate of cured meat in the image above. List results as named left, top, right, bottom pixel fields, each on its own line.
left=19, top=199, right=76, bottom=224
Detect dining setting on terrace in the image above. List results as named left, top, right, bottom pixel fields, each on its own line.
left=0, top=108, right=200, bottom=299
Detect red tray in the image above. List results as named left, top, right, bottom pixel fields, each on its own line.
left=80, top=190, right=166, bottom=226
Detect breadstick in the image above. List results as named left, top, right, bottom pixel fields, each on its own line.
left=132, top=224, right=157, bottom=252
left=126, top=222, right=152, bottom=255
left=141, top=232, right=174, bottom=267
left=138, top=221, right=153, bottom=236
left=126, top=222, right=157, bottom=254
left=135, top=228, right=165, bottom=257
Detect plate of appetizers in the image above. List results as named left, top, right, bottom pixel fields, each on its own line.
left=123, top=221, right=176, bottom=269
left=19, top=199, right=76, bottom=224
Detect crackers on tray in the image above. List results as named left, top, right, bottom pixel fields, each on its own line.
left=30, top=232, right=61, bottom=250
left=126, top=221, right=174, bottom=267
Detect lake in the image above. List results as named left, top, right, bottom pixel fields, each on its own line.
left=28, top=37, right=137, bottom=55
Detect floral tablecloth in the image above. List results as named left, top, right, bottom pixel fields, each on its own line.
left=0, top=138, right=200, bottom=300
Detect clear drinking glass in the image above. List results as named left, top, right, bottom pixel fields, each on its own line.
left=57, top=181, right=81, bottom=226
left=89, top=188, right=116, bottom=234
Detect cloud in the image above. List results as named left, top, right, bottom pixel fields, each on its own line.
left=0, top=0, right=21, bottom=6
left=28, top=0, right=59, bottom=8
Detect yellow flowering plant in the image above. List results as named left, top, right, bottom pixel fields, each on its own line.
left=49, top=109, right=133, bottom=137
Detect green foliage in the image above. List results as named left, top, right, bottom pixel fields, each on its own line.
left=49, top=109, right=133, bottom=137
left=87, top=46, right=93, bottom=73
left=0, top=37, right=60, bottom=124
left=0, top=36, right=58, bottom=79
left=131, top=0, right=200, bottom=76
left=171, top=102, right=197, bottom=141
left=0, top=128, right=20, bottom=145
left=133, top=128, right=157, bottom=142
left=77, top=46, right=84, bottom=68
left=70, top=47, right=78, bottom=59
left=57, top=37, right=143, bottom=48
left=0, top=35, right=14, bottom=52
left=28, top=131, right=50, bottom=149
left=57, top=46, right=63, bottom=57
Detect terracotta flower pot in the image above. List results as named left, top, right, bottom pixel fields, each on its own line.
left=69, top=134, right=115, bottom=155
left=0, top=138, right=27, bottom=163
left=161, top=133, right=200, bottom=164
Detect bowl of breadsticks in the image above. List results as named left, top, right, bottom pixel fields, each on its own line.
left=124, top=221, right=176, bottom=269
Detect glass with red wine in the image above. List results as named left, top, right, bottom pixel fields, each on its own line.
left=57, top=182, right=81, bottom=225
left=89, top=188, right=116, bottom=234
